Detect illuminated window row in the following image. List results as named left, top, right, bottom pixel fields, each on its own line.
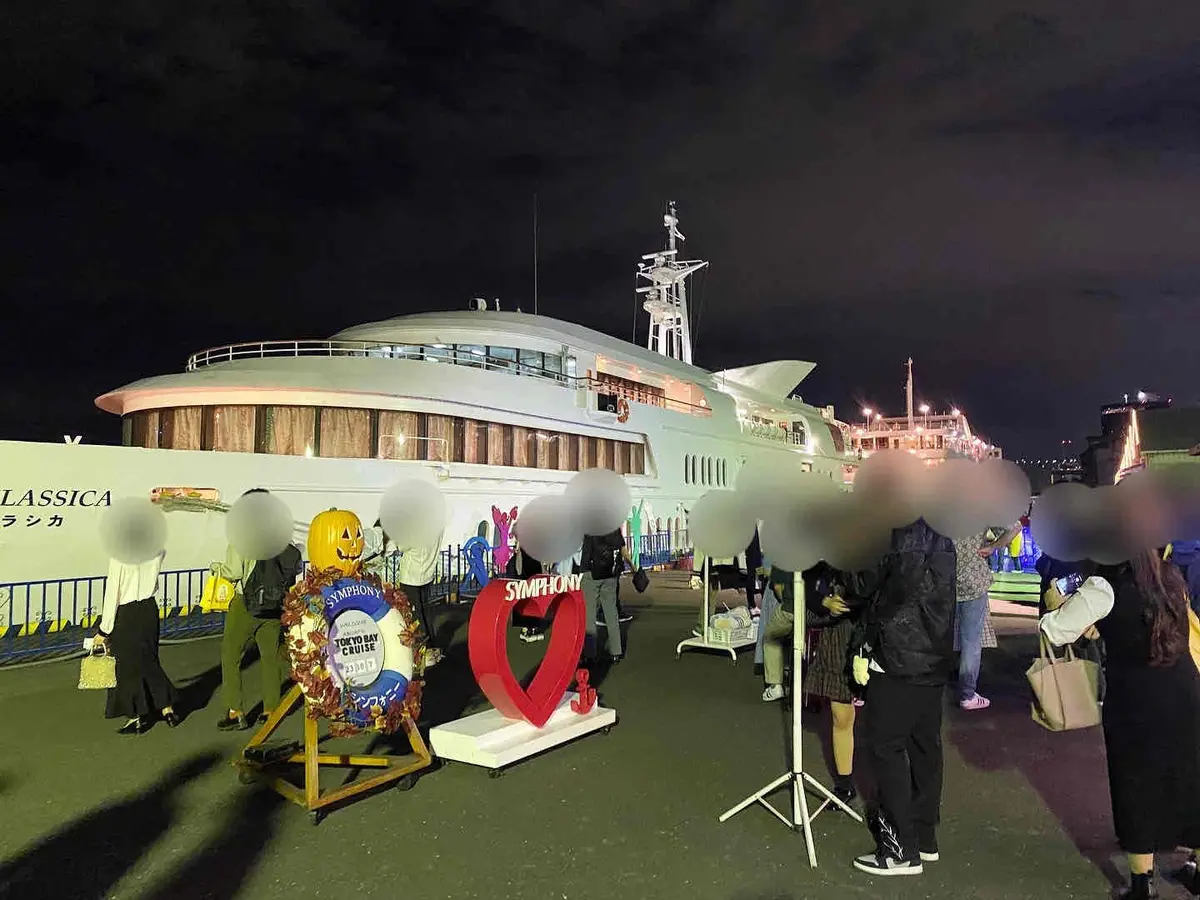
left=123, top=405, right=646, bottom=474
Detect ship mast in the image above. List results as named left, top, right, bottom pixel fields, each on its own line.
left=906, top=357, right=915, bottom=431
left=637, top=202, right=709, bottom=364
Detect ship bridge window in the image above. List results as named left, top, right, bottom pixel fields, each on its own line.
left=455, top=345, right=486, bottom=368
left=423, top=345, right=453, bottom=364
left=489, top=346, right=517, bottom=372
left=518, top=349, right=544, bottom=375
left=791, top=420, right=807, bottom=446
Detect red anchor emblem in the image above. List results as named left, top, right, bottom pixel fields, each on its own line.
left=571, top=668, right=597, bottom=714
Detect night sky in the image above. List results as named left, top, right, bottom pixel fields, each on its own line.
left=4, top=2, right=1198, bottom=458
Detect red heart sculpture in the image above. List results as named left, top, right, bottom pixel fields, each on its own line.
left=468, top=575, right=587, bottom=728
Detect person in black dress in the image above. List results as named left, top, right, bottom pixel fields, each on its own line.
left=1041, top=548, right=1200, bottom=899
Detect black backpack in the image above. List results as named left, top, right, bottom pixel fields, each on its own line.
left=585, top=533, right=623, bottom=580
left=243, top=544, right=302, bottom=619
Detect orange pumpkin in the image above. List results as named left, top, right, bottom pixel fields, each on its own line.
left=308, top=508, right=365, bottom=576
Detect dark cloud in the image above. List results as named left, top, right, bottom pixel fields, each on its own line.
left=3, top=1, right=1200, bottom=456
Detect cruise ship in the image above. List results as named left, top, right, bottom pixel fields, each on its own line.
left=0, top=204, right=856, bottom=616
left=846, top=358, right=1002, bottom=471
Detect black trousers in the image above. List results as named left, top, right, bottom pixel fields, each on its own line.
left=865, top=673, right=945, bottom=857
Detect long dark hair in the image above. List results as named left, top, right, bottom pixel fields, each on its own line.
left=1131, top=548, right=1190, bottom=667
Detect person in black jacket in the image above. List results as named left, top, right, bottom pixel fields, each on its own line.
left=846, top=518, right=955, bottom=877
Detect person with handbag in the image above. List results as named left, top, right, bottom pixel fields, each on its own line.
left=213, top=502, right=303, bottom=731
left=1040, top=548, right=1200, bottom=900
left=93, top=549, right=180, bottom=734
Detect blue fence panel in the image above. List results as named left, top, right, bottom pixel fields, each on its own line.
left=1, top=535, right=687, bottom=666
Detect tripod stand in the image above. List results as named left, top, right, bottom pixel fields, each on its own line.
left=718, top=571, right=863, bottom=867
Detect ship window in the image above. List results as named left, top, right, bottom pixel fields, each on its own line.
left=630, top=443, right=645, bottom=475
left=707, top=457, right=713, bottom=485
left=487, top=347, right=516, bottom=373
left=456, top=345, right=486, bottom=368
left=690, top=455, right=697, bottom=485
left=543, top=353, right=563, bottom=379
left=396, top=345, right=422, bottom=359
left=565, top=356, right=578, bottom=379
left=204, top=405, right=256, bottom=453
left=260, top=406, right=317, bottom=456
left=130, top=410, right=160, bottom=449
left=318, top=408, right=371, bottom=459
left=792, top=420, right=807, bottom=446
left=161, top=407, right=202, bottom=450
left=423, top=345, right=453, bottom=364
left=518, top=349, right=543, bottom=375
left=377, top=411, right=422, bottom=460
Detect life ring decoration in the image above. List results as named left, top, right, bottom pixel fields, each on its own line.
left=616, top=398, right=630, bottom=423
left=282, top=508, right=425, bottom=736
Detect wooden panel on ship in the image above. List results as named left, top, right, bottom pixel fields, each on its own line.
left=377, top=411, right=422, bottom=460
left=511, top=426, right=531, bottom=468
left=630, top=442, right=645, bottom=475
left=487, top=423, right=512, bottom=466
left=425, top=414, right=453, bottom=462
left=463, top=420, right=488, bottom=464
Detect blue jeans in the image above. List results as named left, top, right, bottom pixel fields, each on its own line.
left=956, top=594, right=988, bottom=700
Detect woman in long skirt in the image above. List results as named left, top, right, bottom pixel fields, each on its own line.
left=1041, top=549, right=1200, bottom=899
left=94, top=550, right=180, bottom=734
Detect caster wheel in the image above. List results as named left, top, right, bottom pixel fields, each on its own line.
left=396, top=773, right=418, bottom=792
left=308, top=810, right=323, bottom=826
left=237, top=769, right=256, bottom=786
left=488, top=768, right=504, bottom=779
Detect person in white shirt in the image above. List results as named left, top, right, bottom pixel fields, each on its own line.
left=93, top=550, right=180, bottom=734
left=1040, top=550, right=1200, bottom=900
left=396, top=532, right=444, bottom=667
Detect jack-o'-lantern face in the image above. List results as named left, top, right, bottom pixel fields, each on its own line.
left=308, top=508, right=365, bottom=576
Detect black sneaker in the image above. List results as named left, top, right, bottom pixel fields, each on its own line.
left=919, top=845, right=939, bottom=863
left=618, top=612, right=633, bottom=624
left=855, top=813, right=923, bottom=876
left=852, top=851, right=923, bottom=876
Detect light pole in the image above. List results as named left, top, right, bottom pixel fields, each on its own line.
left=918, top=403, right=930, bottom=429
left=862, top=407, right=873, bottom=431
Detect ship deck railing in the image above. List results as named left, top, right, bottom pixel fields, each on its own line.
left=184, top=339, right=711, bottom=418
left=0, top=532, right=688, bottom=665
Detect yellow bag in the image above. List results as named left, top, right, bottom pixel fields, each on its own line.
left=1188, top=607, right=1200, bottom=674
left=200, top=574, right=235, bottom=613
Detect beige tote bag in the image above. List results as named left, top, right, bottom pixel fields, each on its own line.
left=1026, top=634, right=1101, bottom=732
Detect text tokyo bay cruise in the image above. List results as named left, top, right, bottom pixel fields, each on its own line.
left=0, top=204, right=858, bottom=616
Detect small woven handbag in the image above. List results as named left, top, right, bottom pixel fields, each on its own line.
left=78, top=646, right=117, bottom=690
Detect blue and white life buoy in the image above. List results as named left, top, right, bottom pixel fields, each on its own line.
left=289, top=577, right=415, bottom=729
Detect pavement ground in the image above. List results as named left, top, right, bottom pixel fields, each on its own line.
left=0, top=573, right=1194, bottom=900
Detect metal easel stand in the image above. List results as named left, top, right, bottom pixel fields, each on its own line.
left=717, top=572, right=863, bottom=867
left=674, top=556, right=756, bottom=664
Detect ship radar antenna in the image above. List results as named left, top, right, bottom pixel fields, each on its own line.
left=636, top=201, right=709, bottom=364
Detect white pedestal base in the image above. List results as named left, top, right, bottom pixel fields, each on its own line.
left=430, top=693, right=617, bottom=771
left=675, top=634, right=756, bottom=664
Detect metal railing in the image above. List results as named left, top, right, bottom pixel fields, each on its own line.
left=0, top=531, right=687, bottom=665
left=183, top=339, right=712, bottom=418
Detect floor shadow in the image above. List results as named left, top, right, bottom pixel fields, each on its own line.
left=177, top=664, right=223, bottom=719
left=947, top=631, right=1122, bottom=886
left=139, top=787, right=285, bottom=900
left=0, top=751, right=222, bottom=900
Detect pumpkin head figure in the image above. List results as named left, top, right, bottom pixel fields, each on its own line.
left=308, top=508, right=365, bottom=576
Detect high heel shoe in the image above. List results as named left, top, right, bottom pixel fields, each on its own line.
left=118, top=718, right=142, bottom=735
